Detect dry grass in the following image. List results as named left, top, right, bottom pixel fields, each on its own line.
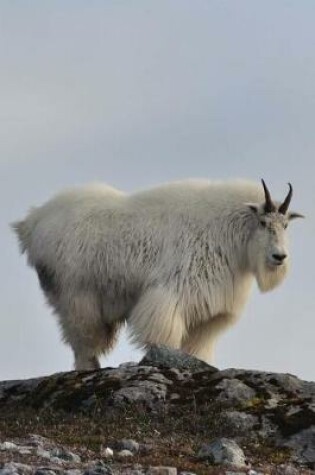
left=0, top=401, right=302, bottom=475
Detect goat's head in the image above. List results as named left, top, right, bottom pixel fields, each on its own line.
left=247, top=179, right=304, bottom=292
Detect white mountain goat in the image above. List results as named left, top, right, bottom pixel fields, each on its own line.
left=13, top=179, right=303, bottom=370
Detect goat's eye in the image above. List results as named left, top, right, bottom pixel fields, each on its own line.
left=260, top=221, right=266, bottom=228
left=284, top=223, right=288, bottom=229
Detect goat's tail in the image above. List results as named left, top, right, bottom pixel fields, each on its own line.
left=11, top=219, right=32, bottom=254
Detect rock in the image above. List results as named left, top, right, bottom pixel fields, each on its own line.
left=28, top=435, right=50, bottom=447
left=115, top=439, right=140, bottom=453
left=215, top=378, right=256, bottom=406
left=257, top=414, right=278, bottom=440
left=0, top=469, right=16, bottom=475
left=34, top=471, right=59, bottom=475
left=146, top=468, right=177, bottom=475
left=280, top=426, right=315, bottom=467
left=16, top=448, right=32, bottom=455
left=50, top=447, right=81, bottom=463
left=111, top=380, right=168, bottom=409
left=49, top=458, right=64, bottom=466
left=101, top=447, right=114, bottom=458
left=36, top=447, right=52, bottom=459
left=221, top=410, right=258, bottom=436
left=0, top=442, right=18, bottom=451
left=83, top=464, right=114, bottom=475
left=116, top=449, right=134, bottom=459
left=119, top=362, right=138, bottom=368
left=276, top=466, right=300, bottom=475
left=197, top=438, right=246, bottom=467
left=141, top=345, right=214, bottom=371
left=0, top=462, right=33, bottom=474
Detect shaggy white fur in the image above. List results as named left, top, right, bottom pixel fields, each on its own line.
left=13, top=179, right=302, bottom=369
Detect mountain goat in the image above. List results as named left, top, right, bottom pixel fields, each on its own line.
left=13, top=179, right=303, bottom=370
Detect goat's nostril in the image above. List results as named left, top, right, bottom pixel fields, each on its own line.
left=272, top=253, right=287, bottom=262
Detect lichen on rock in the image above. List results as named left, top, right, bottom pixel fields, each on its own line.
left=0, top=346, right=314, bottom=473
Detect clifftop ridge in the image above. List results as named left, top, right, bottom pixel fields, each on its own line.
left=0, top=347, right=314, bottom=474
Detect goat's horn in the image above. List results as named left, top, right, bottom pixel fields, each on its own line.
left=278, top=183, right=293, bottom=214
left=261, top=179, right=276, bottom=213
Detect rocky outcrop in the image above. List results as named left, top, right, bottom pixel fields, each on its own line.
left=0, top=347, right=314, bottom=474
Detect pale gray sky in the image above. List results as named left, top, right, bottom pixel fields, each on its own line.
left=1, top=1, right=314, bottom=381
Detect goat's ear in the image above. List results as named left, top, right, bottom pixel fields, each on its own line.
left=288, top=211, right=305, bottom=220
left=246, top=203, right=259, bottom=214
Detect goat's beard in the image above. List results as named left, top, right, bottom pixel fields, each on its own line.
left=255, top=257, right=289, bottom=293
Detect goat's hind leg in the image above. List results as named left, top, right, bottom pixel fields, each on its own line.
left=67, top=321, right=122, bottom=371
left=73, top=347, right=101, bottom=371
left=58, top=292, right=122, bottom=371
left=34, top=263, right=101, bottom=368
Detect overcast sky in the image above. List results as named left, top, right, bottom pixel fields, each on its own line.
left=1, top=1, right=314, bottom=382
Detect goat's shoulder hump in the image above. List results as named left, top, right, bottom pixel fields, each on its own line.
left=130, top=179, right=262, bottom=207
